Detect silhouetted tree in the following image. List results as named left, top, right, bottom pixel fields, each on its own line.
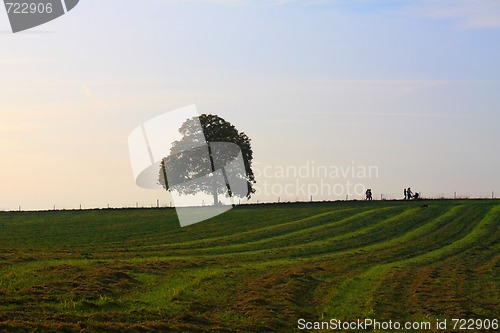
left=159, top=114, right=255, bottom=205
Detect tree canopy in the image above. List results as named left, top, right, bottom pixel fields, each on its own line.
left=159, top=114, right=255, bottom=205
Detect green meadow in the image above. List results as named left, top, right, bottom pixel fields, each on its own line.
left=0, top=200, right=498, bottom=332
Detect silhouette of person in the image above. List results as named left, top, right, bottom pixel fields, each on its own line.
left=404, top=188, right=407, bottom=200
left=407, top=187, right=413, bottom=200
left=366, top=189, right=373, bottom=201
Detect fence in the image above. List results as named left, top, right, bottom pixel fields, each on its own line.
left=3, top=191, right=498, bottom=212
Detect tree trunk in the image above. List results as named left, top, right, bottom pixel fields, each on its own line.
left=213, top=187, right=219, bottom=206
left=207, top=143, right=219, bottom=206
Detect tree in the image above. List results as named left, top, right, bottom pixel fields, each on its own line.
left=159, top=114, right=255, bottom=205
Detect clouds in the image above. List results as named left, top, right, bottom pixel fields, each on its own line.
left=406, top=0, right=500, bottom=29
left=0, top=123, right=44, bottom=132
left=0, top=58, right=49, bottom=64
left=189, top=0, right=500, bottom=29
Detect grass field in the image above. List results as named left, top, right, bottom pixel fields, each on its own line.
left=0, top=200, right=498, bottom=332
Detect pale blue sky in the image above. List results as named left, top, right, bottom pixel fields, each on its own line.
left=1, top=0, right=499, bottom=209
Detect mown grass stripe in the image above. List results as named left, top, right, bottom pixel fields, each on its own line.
left=148, top=207, right=421, bottom=260
left=151, top=207, right=400, bottom=255
left=322, top=204, right=500, bottom=319
left=101, top=204, right=471, bottom=267
left=138, top=207, right=385, bottom=250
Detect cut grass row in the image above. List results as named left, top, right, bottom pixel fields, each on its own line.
left=322, top=204, right=499, bottom=320
left=0, top=200, right=498, bottom=331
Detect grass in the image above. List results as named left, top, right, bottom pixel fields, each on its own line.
left=0, top=200, right=498, bottom=332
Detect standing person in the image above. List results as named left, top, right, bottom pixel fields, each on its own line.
left=404, top=188, right=407, bottom=200
left=407, top=187, right=413, bottom=200
left=366, top=189, right=373, bottom=201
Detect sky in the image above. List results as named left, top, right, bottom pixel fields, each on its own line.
left=1, top=0, right=499, bottom=210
